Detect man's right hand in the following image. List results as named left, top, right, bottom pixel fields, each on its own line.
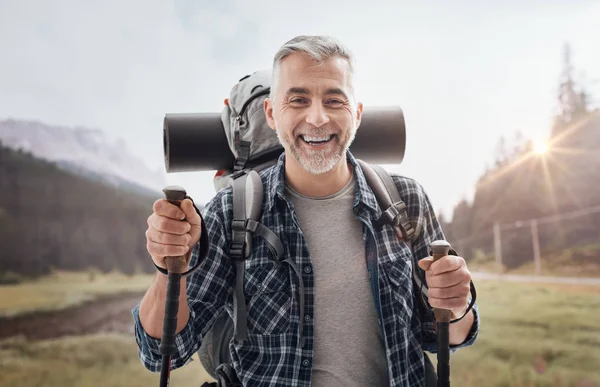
left=145, top=198, right=202, bottom=269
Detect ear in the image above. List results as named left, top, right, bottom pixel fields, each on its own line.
left=264, top=97, right=277, bottom=131
left=355, top=101, right=364, bottom=126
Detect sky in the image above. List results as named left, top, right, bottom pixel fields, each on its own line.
left=1, top=0, right=599, bottom=219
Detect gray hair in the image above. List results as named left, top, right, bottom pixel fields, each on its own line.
left=270, top=35, right=356, bottom=100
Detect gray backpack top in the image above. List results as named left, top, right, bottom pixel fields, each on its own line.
left=215, top=69, right=283, bottom=192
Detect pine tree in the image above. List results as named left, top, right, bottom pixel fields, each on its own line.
left=551, top=42, right=590, bottom=137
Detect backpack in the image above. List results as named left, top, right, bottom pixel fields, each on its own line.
left=198, top=70, right=436, bottom=387
left=214, top=69, right=283, bottom=192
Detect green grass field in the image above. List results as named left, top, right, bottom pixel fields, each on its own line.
left=431, top=280, right=600, bottom=386
left=1, top=274, right=599, bottom=386
left=0, top=333, right=211, bottom=387
left=0, top=270, right=154, bottom=317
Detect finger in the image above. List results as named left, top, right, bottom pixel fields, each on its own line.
left=180, top=199, right=201, bottom=226
left=427, top=295, right=468, bottom=311
left=147, top=240, right=189, bottom=258
left=418, top=257, right=434, bottom=271
left=426, top=281, right=471, bottom=300
left=146, top=227, right=191, bottom=247
left=147, top=213, right=191, bottom=235
left=426, top=269, right=471, bottom=289
left=153, top=199, right=186, bottom=220
left=429, top=255, right=465, bottom=276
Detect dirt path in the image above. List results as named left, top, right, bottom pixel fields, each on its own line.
left=0, top=292, right=145, bottom=341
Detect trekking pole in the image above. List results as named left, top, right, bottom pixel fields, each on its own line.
left=430, top=240, right=453, bottom=387
left=159, top=185, right=189, bottom=387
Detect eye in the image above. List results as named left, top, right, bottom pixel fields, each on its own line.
left=290, top=97, right=308, bottom=105
left=325, top=99, right=344, bottom=106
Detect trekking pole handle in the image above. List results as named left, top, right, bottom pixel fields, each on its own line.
left=162, top=185, right=190, bottom=275
left=430, top=240, right=454, bottom=323
left=158, top=185, right=188, bottom=387
left=430, top=239, right=453, bottom=387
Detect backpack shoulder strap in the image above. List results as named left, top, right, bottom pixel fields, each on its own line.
left=356, top=159, right=428, bottom=299
left=356, top=159, right=416, bottom=241
left=229, top=169, right=285, bottom=342
left=358, top=160, right=477, bottom=328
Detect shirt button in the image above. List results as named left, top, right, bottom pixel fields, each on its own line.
left=305, top=315, right=311, bottom=322
left=302, top=359, right=310, bottom=367
left=304, top=265, right=312, bottom=274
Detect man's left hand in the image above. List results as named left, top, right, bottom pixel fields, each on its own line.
left=417, top=254, right=472, bottom=319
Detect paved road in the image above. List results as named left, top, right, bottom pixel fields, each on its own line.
left=471, top=271, right=600, bottom=285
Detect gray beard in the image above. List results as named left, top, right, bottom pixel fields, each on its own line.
left=275, top=125, right=357, bottom=175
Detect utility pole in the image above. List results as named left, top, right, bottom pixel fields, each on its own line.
left=493, top=222, right=503, bottom=270
left=530, top=219, right=542, bottom=275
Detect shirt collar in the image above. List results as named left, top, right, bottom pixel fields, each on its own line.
left=264, top=151, right=380, bottom=215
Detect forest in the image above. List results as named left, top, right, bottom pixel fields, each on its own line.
left=440, top=50, right=600, bottom=269
left=0, top=142, right=160, bottom=280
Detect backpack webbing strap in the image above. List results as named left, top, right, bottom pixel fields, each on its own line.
left=356, top=160, right=427, bottom=299
left=233, top=139, right=251, bottom=171
left=229, top=170, right=289, bottom=342
left=231, top=174, right=250, bottom=341
left=245, top=219, right=285, bottom=259
left=368, top=163, right=415, bottom=241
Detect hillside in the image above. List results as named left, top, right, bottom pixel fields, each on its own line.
left=441, top=46, right=600, bottom=271
left=0, top=119, right=166, bottom=195
left=0, top=141, right=161, bottom=279
left=442, top=109, right=600, bottom=269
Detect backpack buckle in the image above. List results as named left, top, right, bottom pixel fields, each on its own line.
left=233, top=139, right=251, bottom=172
left=233, top=158, right=247, bottom=172
left=230, top=219, right=248, bottom=260
left=230, top=169, right=248, bottom=180
left=376, top=201, right=415, bottom=241
left=383, top=201, right=406, bottom=227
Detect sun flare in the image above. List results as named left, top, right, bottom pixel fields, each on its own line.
left=533, top=141, right=549, bottom=155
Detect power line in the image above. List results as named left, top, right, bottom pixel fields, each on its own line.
left=448, top=203, right=600, bottom=245
left=499, top=203, right=600, bottom=231
left=451, top=230, right=493, bottom=247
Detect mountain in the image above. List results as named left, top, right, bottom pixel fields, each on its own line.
left=0, top=119, right=166, bottom=197
left=0, top=140, right=159, bottom=279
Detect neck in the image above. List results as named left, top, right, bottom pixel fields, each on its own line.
left=284, top=154, right=352, bottom=197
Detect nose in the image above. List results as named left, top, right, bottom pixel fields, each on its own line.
left=305, top=103, right=330, bottom=128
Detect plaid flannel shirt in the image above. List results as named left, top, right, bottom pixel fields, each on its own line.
left=132, top=151, right=480, bottom=387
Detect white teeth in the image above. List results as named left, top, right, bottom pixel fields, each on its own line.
left=302, top=135, right=332, bottom=142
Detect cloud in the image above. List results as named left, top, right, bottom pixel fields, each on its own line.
left=1, top=0, right=242, bottom=166
left=1, top=0, right=599, bottom=215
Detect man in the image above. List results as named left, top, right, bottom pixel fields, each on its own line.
left=133, top=35, right=479, bottom=387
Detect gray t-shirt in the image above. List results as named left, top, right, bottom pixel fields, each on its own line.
left=285, top=173, right=388, bottom=387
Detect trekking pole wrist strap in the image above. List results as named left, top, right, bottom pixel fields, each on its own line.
left=153, top=198, right=209, bottom=277
left=448, top=280, right=477, bottom=324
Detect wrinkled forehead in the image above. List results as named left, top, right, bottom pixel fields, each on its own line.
left=275, top=54, right=354, bottom=95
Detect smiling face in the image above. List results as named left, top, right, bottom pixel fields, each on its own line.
left=264, top=52, right=363, bottom=175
